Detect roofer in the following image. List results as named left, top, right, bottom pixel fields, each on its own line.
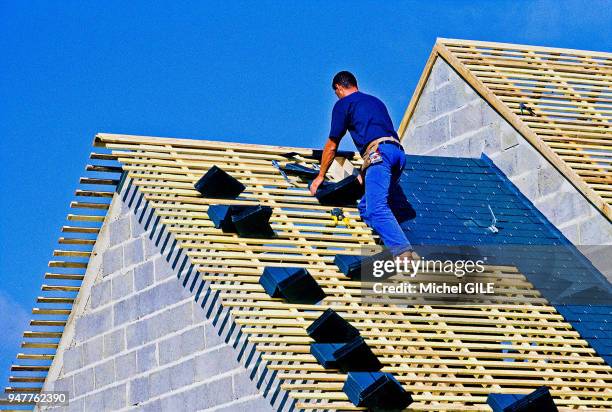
left=309, top=71, right=417, bottom=259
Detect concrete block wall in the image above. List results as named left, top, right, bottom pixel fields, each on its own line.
left=38, top=179, right=286, bottom=412
left=401, top=57, right=612, bottom=246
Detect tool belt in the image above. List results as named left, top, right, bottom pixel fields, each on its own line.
left=361, top=136, right=401, bottom=172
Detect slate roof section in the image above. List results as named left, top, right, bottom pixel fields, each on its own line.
left=399, top=153, right=612, bottom=365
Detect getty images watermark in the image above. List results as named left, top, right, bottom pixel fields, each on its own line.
left=358, top=245, right=612, bottom=306
left=370, top=255, right=494, bottom=296
left=358, top=247, right=509, bottom=305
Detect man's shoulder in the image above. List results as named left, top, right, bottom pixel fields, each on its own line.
left=354, top=91, right=384, bottom=105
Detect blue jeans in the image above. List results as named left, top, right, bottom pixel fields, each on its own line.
left=358, top=143, right=412, bottom=254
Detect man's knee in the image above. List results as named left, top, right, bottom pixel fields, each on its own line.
left=366, top=201, right=393, bottom=222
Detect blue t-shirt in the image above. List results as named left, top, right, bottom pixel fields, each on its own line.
left=328, top=91, right=398, bottom=154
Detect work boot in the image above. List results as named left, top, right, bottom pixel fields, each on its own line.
left=397, top=249, right=420, bottom=261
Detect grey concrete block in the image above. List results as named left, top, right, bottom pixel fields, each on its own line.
left=113, top=294, right=139, bottom=327
left=410, top=89, right=434, bottom=128
left=433, top=80, right=476, bottom=115
left=129, top=376, right=150, bottom=406
left=232, top=371, right=259, bottom=397
left=411, top=116, right=450, bottom=153
left=535, top=190, right=591, bottom=226
left=160, top=392, right=184, bottom=412
left=65, top=397, right=84, bottom=412
left=169, top=360, right=195, bottom=390
left=94, top=359, right=116, bottom=389
left=103, top=328, right=125, bottom=358
left=204, top=321, right=224, bottom=348
left=90, top=280, right=111, bottom=309
left=62, top=346, right=82, bottom=373
left=203, top=376, right=235, bottom=407
left=137, top=344, right=157, bottom=373
left=515, top=144, right=545, bottom=174
left=213, top=396, right=273, bottom=412
left=431, top=58, right=451, bottom=88
left=180, top=383, right=207, bottom=411
left=158, top=333, right=182, bottom=365
left=154, top=255, right=174, bottom=282
left=134, top=261, right=155, bottom=290
left=75, top=307, right=113, bottom=342
left=478, top=98, right=500, bottom=127
left=131, top=214, right=147, bottom=238
left=579, top=215, right=612, bottom=245
left=135, top=287, right=158, bottom=320
left=117, top=197, right=132, bottom=216
left=115, top=351, right=137, bottom=381
left=138, top=279, right=186, bottom=318
left=103, top=384, right=127, bottom=410
left=559, top=221, right=580, bottom=244
left=53, top=376, right=74, bottom=396
left=83, top=389, right=105, bottom=411
left=82, top=336, right=104, bottom=365
left=139, top=399, right=162, bottom=412
left=169, top=301, right=193, bottom=331
left=181, top=324, right=206, bottom=357
left=450, top=101, right=483, bottom=138
left=73, top=368, right=95, bottom=397
left=126, top=319, right=149, bottom=349
left=144, top=239, right=159, bottom=260
left=193, top=303, right=207, bottom=322
left=109, top=216, right=131, bottom=247
left=511, top=171, right=540, bottom=200
left=479, top=124, right=501, bottom=154
left=124, top=238, right=145, bottom=267
left=148, top=369, right=171, bottom=398
left=112, top=269, right=134, bottom=300
left=537, top=165, right=564, bottom=197
left=102, top=245, right=124, bottom=277
left=499, top=121, right=519, bottom=150
left=436, top=134, right=477, bottom=158
left=490, top=148, right=519, bottom=178
left=195, top=346, right=236, bottom=380
left=150, top=301, right=193, bottom=340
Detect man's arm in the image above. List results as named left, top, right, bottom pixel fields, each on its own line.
left=309, top=138, right=338, bottom=195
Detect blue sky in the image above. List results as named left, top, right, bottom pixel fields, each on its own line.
left=1, top=0, right=610, bottom=392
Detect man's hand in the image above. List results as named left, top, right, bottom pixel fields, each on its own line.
left=356, top=173, right=363, bottom=185
left=309, top=138, right=338, bottom=196
left=310, top=175, right=325, bottom=196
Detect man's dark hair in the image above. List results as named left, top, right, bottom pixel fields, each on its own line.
left=332, top=71, right=357, bottom=90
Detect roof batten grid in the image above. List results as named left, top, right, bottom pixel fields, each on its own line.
left=91, top=133, right=612, bottom=410
left=1, top=146, right=121, bottom=405
left=409, top=39, right=612, bottom=218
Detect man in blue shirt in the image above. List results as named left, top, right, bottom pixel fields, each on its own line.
left=310, top=71, right=415, bottom=258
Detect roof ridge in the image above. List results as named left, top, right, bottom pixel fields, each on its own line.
left=436, top=37, right=612, bottom=58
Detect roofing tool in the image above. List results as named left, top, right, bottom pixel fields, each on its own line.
left=487, top=204, right=499, bottom=234
left=271, top=160, right=297, bottom=187
left=330, top=207, right=350, bottom=227
left=281, top=150, right=356, bottom=161
left=519, top=102, right=535, bottom=116
left=282, top=162, right=320, bottom=179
